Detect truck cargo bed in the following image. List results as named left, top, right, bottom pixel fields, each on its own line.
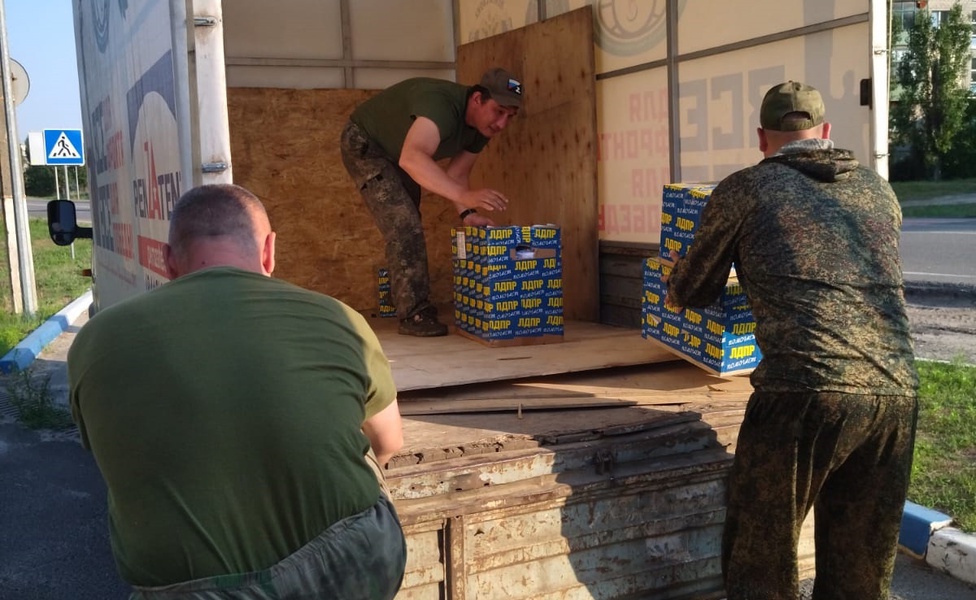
left=383, top=358, right=815, bottom=599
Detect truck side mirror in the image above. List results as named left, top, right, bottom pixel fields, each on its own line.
left=47, top=200, right=93, bottom=246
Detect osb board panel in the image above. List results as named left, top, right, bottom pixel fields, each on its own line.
left=368, top=317, right=675, bottom=392
left=457, top=7, right=599, bottom=322
left=227, top=88, right=457, bottom=311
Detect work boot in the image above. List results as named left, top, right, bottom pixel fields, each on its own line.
left=398, top=308, right=448, bottom=337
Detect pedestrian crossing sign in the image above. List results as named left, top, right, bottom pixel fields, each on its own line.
left=43, top=129, right=85, bottom=166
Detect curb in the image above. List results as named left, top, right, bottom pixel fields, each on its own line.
left=903, top=280, right=976, bottom=302
left=900, top=501, right=976, bottom=585
left=0, top=290, right=92, bottom=374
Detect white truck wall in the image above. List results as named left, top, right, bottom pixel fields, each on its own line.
left=458, top=0, right=888, bottom=244
left=221, top=0, right=456, bottom=89
left=72, top=0, right=195, bottom=308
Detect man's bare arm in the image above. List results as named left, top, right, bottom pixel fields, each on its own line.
left=362, top=398, right=403, bottom=466
left=399, top=117, right=508, bottom=212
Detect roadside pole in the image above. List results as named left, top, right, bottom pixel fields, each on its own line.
left=0, top=0, right=38, bottom=316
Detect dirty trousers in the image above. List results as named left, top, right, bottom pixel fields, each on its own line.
left=722, top=391, right=918, bottom=600
left=340, top=120, right=433, bottom=320
left=128, top=494, right=406, bottom=600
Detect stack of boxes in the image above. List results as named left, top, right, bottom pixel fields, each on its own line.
left=451, top=225, right=563, bottom=346
left=642, top=183, right=762, bottom=375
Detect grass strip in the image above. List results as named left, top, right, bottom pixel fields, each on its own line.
left=909, top=359, right=976, bottom=532
left=0, top=218, right=93, bottom=356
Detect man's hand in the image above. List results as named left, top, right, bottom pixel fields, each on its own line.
left=463, top=212, right=495, bottom=227
left=458, top=188, right=509, bottom=212
left=663, top=249, right=683, bottom=310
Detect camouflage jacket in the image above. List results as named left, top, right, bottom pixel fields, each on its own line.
left=668, top=140, right=918, bottom=394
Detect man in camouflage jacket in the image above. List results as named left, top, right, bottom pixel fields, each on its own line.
left=666, top=81, right=919, bottom=600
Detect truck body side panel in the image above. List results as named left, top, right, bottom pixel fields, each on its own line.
left=72, top=0, right=195, bottom=309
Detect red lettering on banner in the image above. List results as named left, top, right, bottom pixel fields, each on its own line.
left=111, top=223, right=134, bottom=259
left=138, top=236, right=169, bottom=278
left=598, top=205, right=661, bottom=236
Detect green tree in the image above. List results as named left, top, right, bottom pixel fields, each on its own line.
left=942, top=96, right=976, bottom=178
left=24, top=165, right=56, bottom=197
left=890, top=3, right=972, bottom=180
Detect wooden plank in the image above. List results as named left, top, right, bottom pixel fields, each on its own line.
left=457, top=8, right=598, bottom=322
left=399, top=390, right=752, bottom=416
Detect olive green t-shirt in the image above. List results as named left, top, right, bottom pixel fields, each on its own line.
left=68, top=267, right=397, bottom=586
left=351, top=77, right=489, bottom=161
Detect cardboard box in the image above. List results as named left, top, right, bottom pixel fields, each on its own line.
left=452, top=225, right=564, bottom=346
left=659, top=183, right=715, bottom=258
left=641, top=257, right=761, bottom=375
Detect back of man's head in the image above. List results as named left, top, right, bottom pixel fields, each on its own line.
left=166, top=184, right=275, bottom=278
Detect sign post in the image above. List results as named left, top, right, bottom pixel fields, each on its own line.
left=0, top=2, right=36, bottom=315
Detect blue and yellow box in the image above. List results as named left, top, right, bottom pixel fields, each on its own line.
left=451, top=225, right=564, bottom=346
left=660, top=183, right=715, bottom=258
left=641, top=257, right=761, bottom=375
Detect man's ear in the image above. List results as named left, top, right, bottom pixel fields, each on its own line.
left=757, top=127, right=768, bottom=153
left=163, top=243, right=180, bottom=280
left=261, top=232, right=276, bottom=276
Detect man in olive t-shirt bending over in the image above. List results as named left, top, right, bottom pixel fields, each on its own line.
left=341, top=67, right=523, bottom=337
left=68, top=183, right=406, bottom=599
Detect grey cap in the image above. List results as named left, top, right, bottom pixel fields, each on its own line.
left=479, top=67, right=523, bottom=109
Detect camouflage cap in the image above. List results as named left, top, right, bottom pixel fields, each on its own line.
left=479, top=67, right=523, bottom=109
left=760, top=81, right=825, bottom=131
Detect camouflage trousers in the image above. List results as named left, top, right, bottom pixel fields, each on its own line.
left=723, top=391, right=918, bottom=600
left=340, top=120, right=432, bottom=320
left=128, top=494, right=406, bottom=600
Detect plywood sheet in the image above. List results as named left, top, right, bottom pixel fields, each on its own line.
left=227, top=88, right=458, bottom=312
left=370, top=317, right=676, bottom=392
left=457, top=8, right=599, bottom=322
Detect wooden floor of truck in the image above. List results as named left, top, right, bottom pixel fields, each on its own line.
left=366, top=317, right=676, bottom=392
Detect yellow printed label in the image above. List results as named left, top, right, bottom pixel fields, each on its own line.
left=496, top=300, right=518, bottom=312
left=547, top=279, right=562, bottom=289
left=488, top=319, right=511, bottom=330
left=664, top=238, right=682, bottom=252
left=546, top=315, right=563, bottom=326
left=732, top=322, right=756, bottom=335
left=522, top=280, right=543, bottom=291
left=685, top=334, right=702, bottom=348
left=534, top=228, right=557, bottom=239
left=547, top=297, right=563, bottom=308
left=521, top=298, right=542, bottom=309
left=515, top=260, right=536, bottom=271
left=488, top=228, right=515, bottom=240
left=494, top=281, right=517, bottom=292
left=706, top=344, right=723, bottom=359
left=676, top=217, right=695, bottom=231
left=518, top=317, right=541, bottom=328
left=543, top=258, right=557, bottom=269
left=662, top=322, right=680, bottom=337
left=685, top=309, right=702, bottom=324
left=661, top=212, right=673, bottom=225
left=647, top=291, right=661, bottom=304
left=706, top=320, right=724, bottom=335
left=730, top=345, right=756, bottom=359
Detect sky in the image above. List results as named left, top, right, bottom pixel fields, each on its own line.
left=4, top=0, right=82, bottom=139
